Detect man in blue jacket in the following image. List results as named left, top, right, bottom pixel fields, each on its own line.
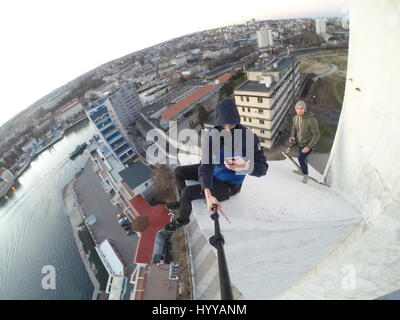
left=164, top=98, right=268, bottom=232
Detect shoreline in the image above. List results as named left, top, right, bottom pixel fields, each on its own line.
left=62, top=177, right=100, bottom=300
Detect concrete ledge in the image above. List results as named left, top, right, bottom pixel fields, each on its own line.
left=179, top=154, right=362, bottom=299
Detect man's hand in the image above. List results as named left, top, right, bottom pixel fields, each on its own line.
left=289, top=137, right=296, bottom=144
left=302, top=147, right=310, bottom=153
left=224, top=156, right=249, bottom=171
left=204, top=188, right=222, bottom=212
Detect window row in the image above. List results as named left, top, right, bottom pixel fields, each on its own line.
left=241, top=116, right=265, bottom=125
left=239, top=96, right=264, bottom=103
left=241, top=106, right=265, bottom=114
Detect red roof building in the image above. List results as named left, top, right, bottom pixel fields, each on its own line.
left=128, top=195, right=170, bottom=264
left=161, top=73, right=233, bottom=120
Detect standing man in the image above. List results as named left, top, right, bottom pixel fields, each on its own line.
left=289, top=100, right=320, bottom=184
left=164, top=98, right=268, bottom=232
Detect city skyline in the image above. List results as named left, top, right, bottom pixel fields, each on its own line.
left=0, top=0, right=349, bottom=127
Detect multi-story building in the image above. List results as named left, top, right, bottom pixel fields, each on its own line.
left=85, top=96, right=138, bottom=167
left=107, top=84, right=143, bottom=138
left=224, top=32, right=233, bottom=41
left=234, top=56, right=301, bottom=148
left=315, top=18, right=327, bottom=35
left=171, top=56, right=187, bottom=68
left=256, top=28, right=273, bottom=49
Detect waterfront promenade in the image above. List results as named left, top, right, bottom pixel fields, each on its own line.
left=62, top=178, right=100, bottom=300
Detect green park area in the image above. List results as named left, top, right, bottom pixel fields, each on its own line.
left=299, top=50, right=348, bottom=152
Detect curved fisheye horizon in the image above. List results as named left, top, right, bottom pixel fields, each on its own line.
left=7, top=0, right=399, bottom=304
left=0, top=0, right=349, bottom=127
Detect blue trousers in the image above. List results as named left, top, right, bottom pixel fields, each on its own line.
left=298, top=146, right=314, bottom=175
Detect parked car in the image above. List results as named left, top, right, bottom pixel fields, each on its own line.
left=117, top=213, right=126, bottom=219
left=118, top=216, right=128, bottom=224
left=123, top=225, right=131, bottom=232
left=125, top=229, right=132, bottom=235
left=121, top=221, right=130, bottom=228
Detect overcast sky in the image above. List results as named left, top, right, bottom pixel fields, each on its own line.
left=0, top=0, right=349, bottom=127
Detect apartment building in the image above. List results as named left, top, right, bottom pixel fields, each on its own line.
left=234, top=56, right=301, bottom=148
left=256, top=28, right=273, bottom=49
left=85, top=100, right=137, bottom=166
left=107, top=84, right=143, bottom=138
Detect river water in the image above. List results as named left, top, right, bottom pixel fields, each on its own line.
left=0, top=120, right=96, bottom=299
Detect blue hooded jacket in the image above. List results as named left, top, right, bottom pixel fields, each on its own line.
left=198, top=98, right=268, bottom=194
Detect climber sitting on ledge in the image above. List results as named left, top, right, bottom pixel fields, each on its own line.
left=164, top=98, right=269, bottom=233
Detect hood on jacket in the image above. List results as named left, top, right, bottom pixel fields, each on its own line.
left=213, top=98, right=241, bottom=127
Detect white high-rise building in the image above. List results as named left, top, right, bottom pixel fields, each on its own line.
left=256, top=28, right=273, bottom=49
left=341, top=18, right=349, bottom=29
left=224, top=33, right=232, bottom=41
left=315, top=18, right=327, bottom=35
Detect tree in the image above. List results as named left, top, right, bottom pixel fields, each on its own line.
left=151, top=165, right=176, bottom=204
left=218, top=70, right=246, bottom=100
left=197, top=104, right=208, bottom=126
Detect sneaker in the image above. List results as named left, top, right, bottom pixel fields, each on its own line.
left=164, top=219, right=189, bottom=232
left=302, top=175, right=308, bottom=184
left=292, top=169, right=302, bottom=175
left=166, top=201, right=180, bottom=210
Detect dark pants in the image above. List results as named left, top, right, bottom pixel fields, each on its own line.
left=298, top=146, right=314, bottom=175
left=174, top=163, right=237, bottom=223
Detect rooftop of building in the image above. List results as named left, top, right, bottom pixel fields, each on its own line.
left=235, top=80, right=276, bottom=94
left=54, top=99, right=82, bottom=117
left=177, top=153, right=362, bottom=299
left=133, top=264, right=178, bottom=300
left=140, top=102, right=166, bottom=118
left=161, top=73, right=234, bottom=120
left=249, top=56, right=293, bottom=72
left=98, top=239, right=124, bottom=276
left=201, top=63, right=233, bottom=78
left=118, top=160, right=153, bottom=190
left=108, top=275, right=127, bottom=300
left=128, top=195, right=170, bottom=265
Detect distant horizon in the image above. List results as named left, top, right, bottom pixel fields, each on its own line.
left=0, top=0, right=349, bottom=128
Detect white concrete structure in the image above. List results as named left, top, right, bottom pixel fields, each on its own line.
left=108, top=275, right=127, bottom=300
left=256, top=28, right=273, bottom=49
left=315, top=18, right=327, bottom=35
left=280, top=0, right=400, bottom=299
left=97, top=239, right=124, bottom=276
left=179, top=154, right=362, bottom=299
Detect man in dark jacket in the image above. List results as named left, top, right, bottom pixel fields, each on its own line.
left=289, top=100, right=320, bottom=184
left=164, top=98, right=268, bottom=232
